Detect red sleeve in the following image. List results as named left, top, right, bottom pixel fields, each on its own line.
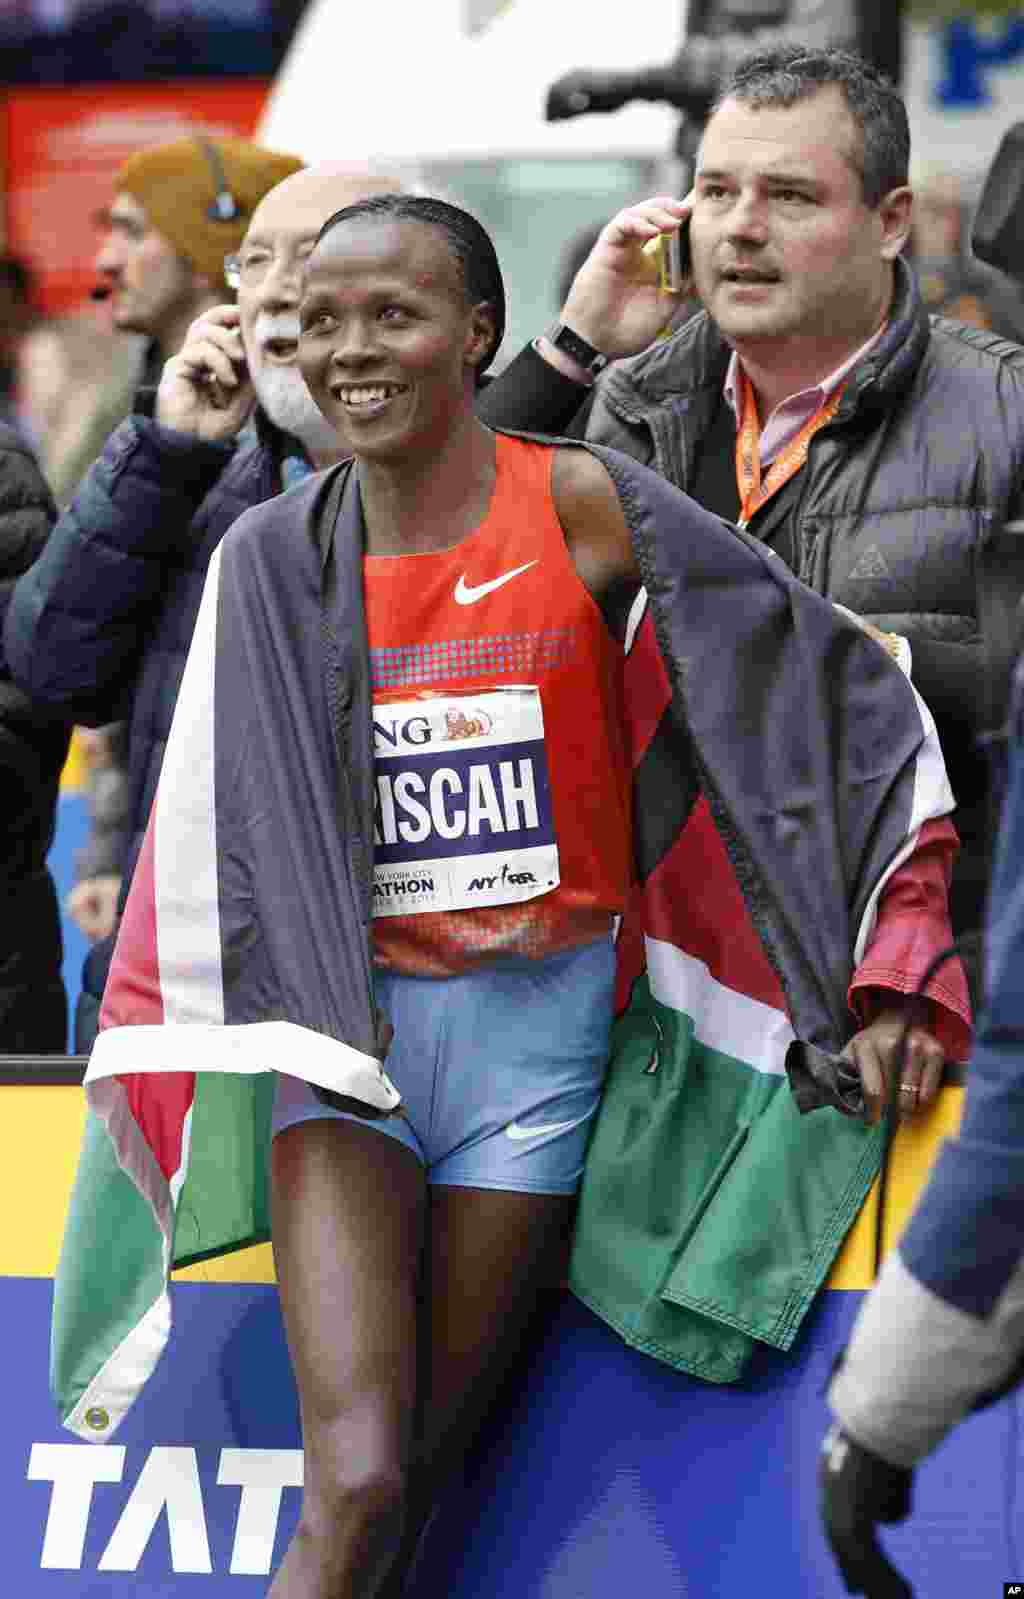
left=848, top=816, right=973, bottom=1063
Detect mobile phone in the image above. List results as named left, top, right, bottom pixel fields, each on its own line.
left=663, top=217, right=692, bottom=291
left=202, top=354, right=249, bottom=410
left=645, top=219, right=692, bottom=293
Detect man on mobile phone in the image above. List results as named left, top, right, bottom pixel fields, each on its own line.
left=472, top=42, right=999, bottom=1404
left=3, top=164, right=402, bottom=1048
left=480, top=43, right=1024, bottom=954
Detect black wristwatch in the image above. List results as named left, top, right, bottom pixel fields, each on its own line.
left=545, top=321, right=610, bottom=379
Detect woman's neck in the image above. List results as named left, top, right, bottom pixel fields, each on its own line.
left=360, top=415, right=497, bottom=556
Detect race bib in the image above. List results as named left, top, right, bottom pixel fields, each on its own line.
left=371, top=686, right=560, bottom=917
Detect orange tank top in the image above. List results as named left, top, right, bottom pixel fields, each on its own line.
left=364, top=433, right=633, bottom=976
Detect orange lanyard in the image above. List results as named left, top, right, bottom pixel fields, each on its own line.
left=734, top=369, right=844, bottom=527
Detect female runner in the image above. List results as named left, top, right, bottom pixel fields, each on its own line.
left=262, top=188, right=946, bottom=1599
left=268, top=194, right=643, bottom=1597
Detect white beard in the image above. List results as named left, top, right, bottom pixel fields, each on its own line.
left=248, top=311, right=344, bottom=461
left=253, top=364, right=343, bottom=460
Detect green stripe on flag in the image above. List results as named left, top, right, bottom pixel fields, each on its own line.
left=51, top=1108, right=167, bottom=1422
left=570, top=976, right=883, bottom=1382
left=172, top=1073, right=275, bottom=1269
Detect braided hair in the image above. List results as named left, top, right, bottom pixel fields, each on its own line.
left=313, top=194, right=506, bottom=375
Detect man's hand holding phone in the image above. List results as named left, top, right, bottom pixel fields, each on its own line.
left=548, top=193, right=695, bottom=375
left=156, top=304, right=255, bottom=443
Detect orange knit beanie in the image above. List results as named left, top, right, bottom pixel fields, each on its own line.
left=114, top=136, right=304, bottom=286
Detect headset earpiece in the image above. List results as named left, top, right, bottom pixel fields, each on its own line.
left=196, top=137, right=240, bottom=224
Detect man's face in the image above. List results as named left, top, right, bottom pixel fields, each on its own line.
left=691, top=87, right=900, bottom=352
left=236, top=170, right=400, bottom=452
left=94, top=192, right=201, bottom=341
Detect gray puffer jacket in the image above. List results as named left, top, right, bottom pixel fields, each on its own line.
left=587, top=259, right=1024, bottom=707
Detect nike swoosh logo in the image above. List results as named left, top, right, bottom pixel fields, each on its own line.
left=454, top=561, right=537, bottom=605
left=506, top=1117, right=581, bottom=1141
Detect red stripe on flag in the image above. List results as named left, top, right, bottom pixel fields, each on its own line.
left=621, top=609, right=787, bottom=1015
left=641, top=793, right=788, bottom=1013
left=624, top=612, right=671, bottom=762
left=98, top=807, right=194, bottom=1183
left=100, top=811, right=163, bottom=1031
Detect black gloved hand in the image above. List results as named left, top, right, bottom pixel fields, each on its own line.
left=819, top=1423, right=915, bottom=1597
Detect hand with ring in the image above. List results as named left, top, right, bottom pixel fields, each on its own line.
left=841, top=1003, right=945, bottom=1124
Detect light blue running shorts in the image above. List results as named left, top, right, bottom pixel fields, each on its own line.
left=271, top=936, right=615, bottom=1193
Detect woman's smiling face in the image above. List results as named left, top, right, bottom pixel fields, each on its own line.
left=298, top=217, right=495, bottom=463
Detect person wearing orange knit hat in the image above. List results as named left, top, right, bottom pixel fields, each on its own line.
left=94, top=135, right=302, bottom=361
left=55, top=139, right=303, bottom=964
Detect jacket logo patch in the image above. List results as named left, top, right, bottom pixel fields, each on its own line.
left=846, top=544, right=890, bottom=583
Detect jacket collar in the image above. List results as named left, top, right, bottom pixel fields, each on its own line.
left=837, top=256, right=930, bottom=417
left=251, top=403, right=308, bottom=463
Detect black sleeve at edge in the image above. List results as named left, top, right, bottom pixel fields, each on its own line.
left=476, top=341, right=592, bottom=437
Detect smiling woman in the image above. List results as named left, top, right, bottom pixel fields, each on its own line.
left=298, top=194, right=505, bottom=482
left=245, top=194, right=646, bottom=1597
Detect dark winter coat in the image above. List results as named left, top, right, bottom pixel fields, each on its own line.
left=2, top=406, right=296, bottom=1041
left=0, top=423, right=70, bottom=1051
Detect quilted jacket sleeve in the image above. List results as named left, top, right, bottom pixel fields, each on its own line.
left=3, top=414, right=234, bottom=726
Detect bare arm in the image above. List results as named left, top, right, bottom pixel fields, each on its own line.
left=551, top=446, right=641, bottom=642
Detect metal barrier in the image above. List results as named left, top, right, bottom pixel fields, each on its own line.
left=0, top=1055, right=88, bottom=1085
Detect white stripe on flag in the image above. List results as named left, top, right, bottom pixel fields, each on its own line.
left=63, top=1290, right=173, bottom=1442
left=169, top=1102, right=194, bottom=1213
left=644, top=935, right=795, bottom=1075
left=853, top=681, right=954, bottom=965
left=154, top=543, right=225, bottom=1027
left=85, top=1019, right=401, bottom=1113
left=624, top=588, right=648, bottom=656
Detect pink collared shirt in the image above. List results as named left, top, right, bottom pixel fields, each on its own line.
left=723, top=324, right=887, bottom=467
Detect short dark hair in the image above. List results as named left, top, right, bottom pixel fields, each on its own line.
left=710, top=45, right=910, bottom=208
left=313, top=194, right=506, bottom=375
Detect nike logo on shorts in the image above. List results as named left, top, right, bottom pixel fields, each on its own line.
left=506, top=1116, right=581, bottom=1141
left=454, top=561, right=538, bottom=605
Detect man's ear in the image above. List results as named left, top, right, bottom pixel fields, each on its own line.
left=464, top=300, right=497, bottom=370
left=877, top=186, right=913, bottom=262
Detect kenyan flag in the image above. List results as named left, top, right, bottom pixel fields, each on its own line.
left=569, top=603, right=953, bottom=1381
left=50, top=542, right=399, bottom=1441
